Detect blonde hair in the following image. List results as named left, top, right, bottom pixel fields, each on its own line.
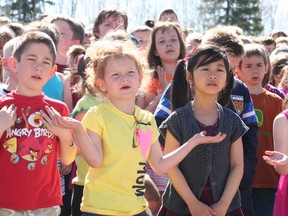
left=85, top=40, right=149, bottom=99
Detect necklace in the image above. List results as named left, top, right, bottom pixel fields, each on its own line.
left=132, top=116, right=151, bottom=148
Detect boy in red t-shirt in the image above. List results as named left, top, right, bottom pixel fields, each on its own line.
left=0, top=31, right=76, bottom=215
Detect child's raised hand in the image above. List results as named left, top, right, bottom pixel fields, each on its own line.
left=263, top=150, right=288, bottom=167
left=0, top=104, right=17, bottom=132
left=156, top=66, right=167, bottom=94
left=189, top=131, right=227, bottom=147
left=40, top=106, right=80, bottom=137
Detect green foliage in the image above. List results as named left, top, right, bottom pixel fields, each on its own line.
left=199, top=0, right=264, bottom=35
left=2, top=0, right=55, bottom=23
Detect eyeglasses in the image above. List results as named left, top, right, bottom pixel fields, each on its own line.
left=132, top=116, right=151, bottom=148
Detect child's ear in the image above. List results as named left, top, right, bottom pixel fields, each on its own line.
left=235, top=66, right=242, bottom=77
left=50, top=65, right=57, bottom=77
left=9, top=57, right=18, bottom=73
left=96, top=78, right=106, bottom=92
left=1, top=57, right=8, bottom=70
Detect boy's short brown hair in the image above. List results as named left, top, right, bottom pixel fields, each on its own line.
left=130, top=25, right=152, bottom=35
left=93, top=8, right=128, bottom=39
left=202, top=28, right=245, bottom=57
left=269, top=29, right=287, bottom=39
left=158, top=9, right=178, bottom=21
left=50, top=15, right=85, bottom=44
left=25, top=21, right=60, bottom=48
left=0, top=26, right=15, bottom=42
left=13, top=31, right=56, bottom=65
left=257, top=36, right=276, bottom=46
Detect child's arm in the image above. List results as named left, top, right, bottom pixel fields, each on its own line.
left=40, top=106, right=76, bottom=165
left=44, top=107, right=103, bottom=168
left=73, top=110, right=87, bottom=155
left=144, top=66, right=167, bottom=112
left=210, top=137, right=244, bottom=215
left=163, top=131, right=216, bottom=215
left=144, top=93, right=162, bottom=113
left=74, top=127, right=103, bottom=168
left=0, top=104, right=17, bottom=137
left=148, top=131, right=227, bottom=175
left=263, top=113, right=288, bottom=175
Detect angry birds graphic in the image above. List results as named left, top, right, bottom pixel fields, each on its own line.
left=3, top=108, right=54, bottom=170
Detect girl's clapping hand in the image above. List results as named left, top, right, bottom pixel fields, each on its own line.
left=156, top=65, right=167, bottom=94
left=40, top=106, right=81, bottom=133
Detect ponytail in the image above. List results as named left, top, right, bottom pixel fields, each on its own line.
left=171, top=60, right=191, bottom=111
left=217, top=71, right=234, bottom=106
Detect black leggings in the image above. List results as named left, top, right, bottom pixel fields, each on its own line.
left=72, top=184, right=84, bottom=216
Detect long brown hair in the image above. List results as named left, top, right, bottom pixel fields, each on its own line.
left=146, top=22, right=186, bottom=79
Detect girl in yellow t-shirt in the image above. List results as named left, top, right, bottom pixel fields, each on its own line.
left=48, top=40, right=227, bottom=216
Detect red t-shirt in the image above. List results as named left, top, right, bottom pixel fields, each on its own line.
left=0, top=91, right=69, bottom=210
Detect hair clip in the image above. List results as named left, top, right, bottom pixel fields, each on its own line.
left=184, top=47, right=197, bottom=63
left=75, top=54, right=85, bottom=66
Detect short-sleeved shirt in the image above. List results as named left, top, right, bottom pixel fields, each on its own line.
left=160, top=102, right=248, bottom=214
left=251, top=89, right=283, bottom=189
left=70, top=94, right=102, bottom=186
left=0, top=91, right=69, bottom=210
left=42, top=73, right=64, bottom=101
left=81, top=102, right=159, bottom=215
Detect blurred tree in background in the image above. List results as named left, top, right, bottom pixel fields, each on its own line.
left=0, top=0, right=284, bottom=36
left=198, top=0, right=264, bottom=35
left=1, top=0, right=54, bottom=23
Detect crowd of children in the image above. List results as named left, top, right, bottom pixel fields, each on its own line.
left=0, top=6, right=288, bottom=216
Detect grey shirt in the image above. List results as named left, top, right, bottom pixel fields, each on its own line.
left=159, top=102, right=248, bottom=214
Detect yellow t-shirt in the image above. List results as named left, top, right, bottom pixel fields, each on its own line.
left=81, top=102, right=159, bottom=215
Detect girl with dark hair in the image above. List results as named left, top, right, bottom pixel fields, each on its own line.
left=158, top=45, right=248, bottom=216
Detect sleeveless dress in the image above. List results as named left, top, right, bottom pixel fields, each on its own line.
left=273, top=109, right=288, bottom=216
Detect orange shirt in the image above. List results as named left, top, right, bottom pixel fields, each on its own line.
left=146, top=74, right=173, bottom=95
